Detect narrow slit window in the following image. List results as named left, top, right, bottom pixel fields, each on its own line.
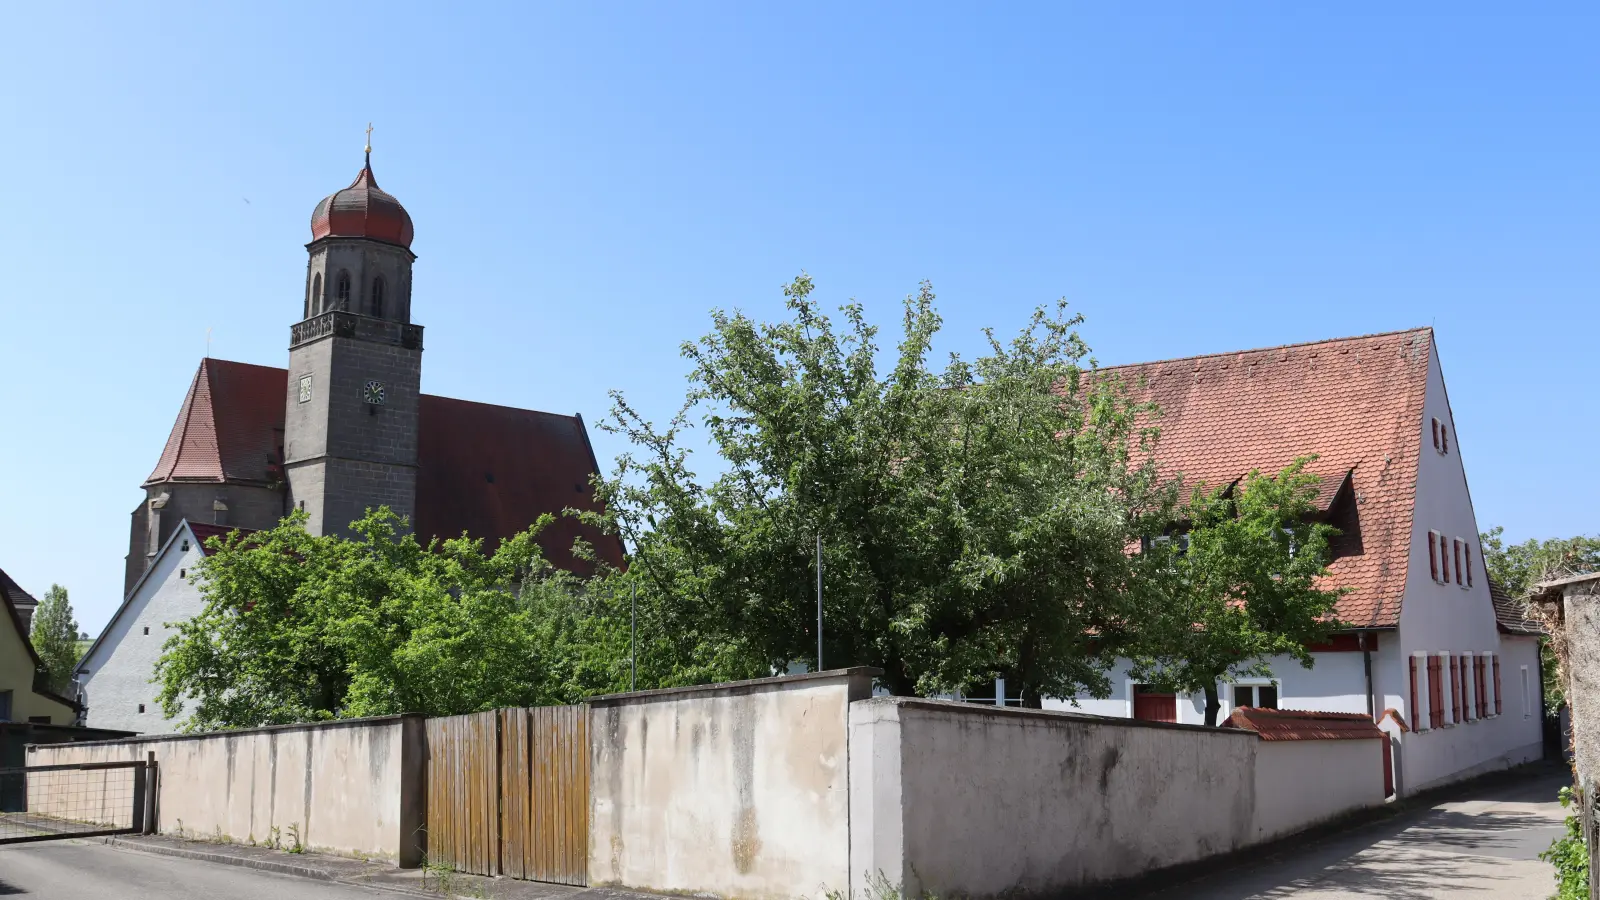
left=311, top=273, right=322, bottom=315
left=372, top=276, right=386, bottom=318
left=336, top=271, right=351, bottom=307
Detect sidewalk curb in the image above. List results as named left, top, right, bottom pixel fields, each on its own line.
left=103, top=836, right=343, bottom=883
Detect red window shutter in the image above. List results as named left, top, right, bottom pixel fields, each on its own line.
left=1450, top=655, right=1461, bottom=722
left=1428, top=532, right=1439, bottom=581
left=1440, top=656, right=1452, bottom=723
left=1494, top=655, right=1503, bottom=715
left=1432, top=418, right=1440, bottom=450
left=1440, top=534, right=1451, bottom=583
left=1410, top=657, right=1420, bottom=727
left=1477, top=657, right=1488, bottom=718
left=1465, top=547, right=1473, bottom=587
left=1454, top=540, right=1464, bottom=585
left=1442, top=427, right=1449, bottom=454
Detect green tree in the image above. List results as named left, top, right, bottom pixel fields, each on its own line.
left=1126, top=458, right=1344, bottom=726
left=587, top=275, right=1173, bottom=703
left=1480, top=527, right=1600, bottom=708
left=156, top=509, right=650, bottom=730
left=30, top=584, right=81, bottom=696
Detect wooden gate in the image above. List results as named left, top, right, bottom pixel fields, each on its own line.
left=425, top=706, right=589, bottom=885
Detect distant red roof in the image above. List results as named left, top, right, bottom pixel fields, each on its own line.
left=1222, top=707, right=1385, bottom=741
left=309, top=157, right=414, bottom=249
left=1490, top=577, right=1544, bottom=636
left=189, top=522, right=256, bottom=557
left=145, top=359, right=622, bottom=570
left=1100, top=328, right=1434, bottom=627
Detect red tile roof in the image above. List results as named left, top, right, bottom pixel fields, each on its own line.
left=1222, top=707, right=1385, bottom=741
left=145, top=359, right=622, bottom=570
left=146, top=358, right=286, bottom=486
left=1101, top=328, right=1434, bottom=627
left=189, top=522, right=256, bottom=557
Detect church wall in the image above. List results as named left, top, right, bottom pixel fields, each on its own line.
left=126, top=483, right=283, bottom=593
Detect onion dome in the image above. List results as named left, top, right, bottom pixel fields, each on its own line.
left=309, top=151, right=414, bottom=249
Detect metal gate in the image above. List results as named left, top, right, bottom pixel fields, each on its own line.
left=0, top=759, right=155, bottom=845
left=425, top=706, right=588, bottom=885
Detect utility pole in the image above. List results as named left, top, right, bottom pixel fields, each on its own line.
left=816, top=533, right=824, bottom=672
left=630, top=581, right=637, bottom=692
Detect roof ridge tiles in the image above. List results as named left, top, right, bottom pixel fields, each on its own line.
left=1097, top=326, right=1431, bottom=373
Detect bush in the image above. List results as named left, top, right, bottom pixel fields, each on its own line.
left=1540, top=785, right=1590, bottom=900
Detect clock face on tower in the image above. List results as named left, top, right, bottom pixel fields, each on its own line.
left=363, top=380, right=386, bottom=406
left=298, top=375, right=313, bottom=403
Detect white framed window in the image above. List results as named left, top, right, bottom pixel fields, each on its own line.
left=1481, top=651, right=1496, bottom=717
left=1460, top=651, right=1476, bottom=721
left=1230, top=681, right=1280, bottom=711
left=1411, top=652, right=1431, bottom=732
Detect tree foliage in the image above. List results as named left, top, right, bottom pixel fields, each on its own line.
left=1127, top=458, right=1344, bottom=725
left=589, top=275, right=1174, bottom=703
left=1479, top=527, right=1600, bottom=599
left=156, top=510, right=657, bottom=730
left=30, top=584, right=81, bottom=696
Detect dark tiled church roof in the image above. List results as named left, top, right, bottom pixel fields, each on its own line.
left=146, top=359, right=623, bottom=570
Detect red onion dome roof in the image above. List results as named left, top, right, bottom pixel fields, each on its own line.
left=310, top=154, right=414, bottom=249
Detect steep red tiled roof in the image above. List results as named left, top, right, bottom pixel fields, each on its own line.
left=1101, top=328, right=1434, bottom=627
left=145, top=359, right=286, bottom=486
left=310, top=157, right=414, bottom=249
left=1223, top=707, right=1385, bottom=741
left=145, top=359, right=623, bottom=569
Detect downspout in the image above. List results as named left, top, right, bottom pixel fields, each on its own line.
left=1361, top=631, right=1375, bottom=721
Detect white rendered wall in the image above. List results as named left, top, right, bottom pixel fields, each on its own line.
left=79, top=525, right=206, bottom=733
left=1047, top=647, right=1375, bottom=723
left=1394, top=343, right=1544, bottom=792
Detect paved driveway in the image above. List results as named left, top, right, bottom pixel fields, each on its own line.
left=1144, top=767, right=1568, bottom=899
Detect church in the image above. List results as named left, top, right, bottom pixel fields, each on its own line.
left=78, top=146, right=623, bottom=733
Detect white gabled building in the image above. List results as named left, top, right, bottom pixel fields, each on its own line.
left=1049, top=328, right=1544, bottom=795
left=77, top=520, right=240, bottom=734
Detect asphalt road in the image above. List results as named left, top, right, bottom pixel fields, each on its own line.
left=0, top=839, right=414, bottom=899
left=1142, top=766, right=1570, bottom=899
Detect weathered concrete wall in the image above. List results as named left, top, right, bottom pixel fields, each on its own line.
left=27, top=714, right=426, bottom=866
left=851, top=698, right=1260, bottom=898
left=1252, top=738, right=1385, bottom=841
left=588, top=669, right=876, bottom=900
left=852, top=698, right=1389, bottom=899
left=1567, top=586, right=1600, bottom=787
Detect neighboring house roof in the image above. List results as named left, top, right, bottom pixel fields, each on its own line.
left=144, top=358, right=623, bottom=570
left=1100, top=327, right=1434, bottom=628
left=1222, top=707, right=1386, bottom=741
left=0, top=568, right=79, bottom=713
left=0, top=566, right=37, bottom=627
left=189, top=522, right=251, bottom=555
left=1490, top=577, right=1545, bottom=636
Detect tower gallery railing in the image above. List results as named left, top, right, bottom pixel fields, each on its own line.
left=291, top=311, right=423, bottom=350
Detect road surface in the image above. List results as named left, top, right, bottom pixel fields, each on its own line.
left=1144, top=766, right=1568, bottom=899
left=0, top=839, right=412, bottom=899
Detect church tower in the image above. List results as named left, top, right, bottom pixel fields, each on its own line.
left=283, top=141, right=422, bottom=536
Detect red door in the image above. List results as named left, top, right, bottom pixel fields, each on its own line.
left=1133, top=685, right=1177, bottom=723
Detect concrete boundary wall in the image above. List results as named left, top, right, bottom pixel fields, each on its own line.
left=587, top=668, right=878, bottom=899
left=850, top=698, right=1388, bottom=900
left=27, top=714, right=426, bottom=866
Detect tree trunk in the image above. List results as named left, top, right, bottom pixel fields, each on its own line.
left=1204, top=682, right=1223, bottom=727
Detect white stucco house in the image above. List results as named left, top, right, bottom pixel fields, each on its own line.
left=77, top=520, right=238, bottom=733
left=1049, top=327, right=1545, bottom=796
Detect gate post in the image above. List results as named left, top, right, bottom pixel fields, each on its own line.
left=143, top=751, right=158, bottom=835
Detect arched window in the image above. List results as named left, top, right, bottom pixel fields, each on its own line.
left=336, top=271, right=351, bottom=308
left=371, top=277, right=386, bottom=318
left=309, top=273, right=322, bottom=317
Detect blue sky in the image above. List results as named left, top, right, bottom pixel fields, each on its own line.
left=2, top=4, right=1594, bottom=633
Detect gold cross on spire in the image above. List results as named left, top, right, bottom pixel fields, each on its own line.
left=364, top=122, right=374, bottom=154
